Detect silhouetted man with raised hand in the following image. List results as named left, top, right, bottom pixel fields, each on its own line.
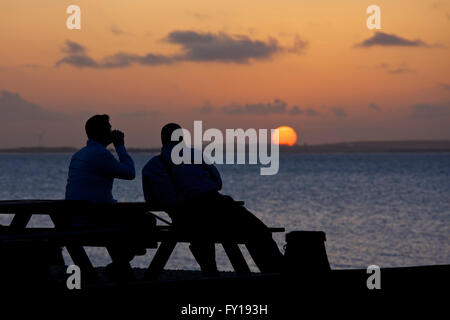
left=65, top=114, right=149, bottom=280
left=142, top=123, right=283, bottom=276
left=66, top=114, right=135, bottom=204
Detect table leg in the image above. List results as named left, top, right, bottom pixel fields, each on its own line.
left=144, top=240, right=177, bottom=281
left=10, top=213, right=32, bottom=230
left=222, top=243, right=252, bottom=275
left=66, top=245, right=99, bottom=284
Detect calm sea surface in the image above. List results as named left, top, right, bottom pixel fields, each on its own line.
left=0, top=153, right=449, bottom=270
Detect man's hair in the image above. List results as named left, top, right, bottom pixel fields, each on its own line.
left=161, top=123, right=182, bottom=145
left=85, top=114, right=111, bottom=141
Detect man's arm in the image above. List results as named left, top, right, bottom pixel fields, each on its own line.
left=110, top=145, right=135, bottom=179
left=101, top=130, right=135, bottom=180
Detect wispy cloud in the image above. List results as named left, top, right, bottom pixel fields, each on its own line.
left=330, top=107, right=348, bottom=118
left=221, top=99, right=288, bottom=115
left=438, top=82, right=450, bottom=91
left=110, top=25, right=129, bottom=36
left=355, top=32, right=438, bottom=48
left=190, top=12, right=210, bottom=20
left=388, top=67, right=413, bottom=74
left=165, top=30, right=282, bottom=63
left=0, top=90, right=66, bottom=121
left=114, top=110, right=160, bottom=118
left=56, top=30, right=308, bottom=68
left=196, top=103, right=214, bottom=114
left=62, top=40, right=86, bottom=54
left=197, top=99, right=320, bottom=116
left=369, top=103, right=382, bottom=111
left=288, top=106, right=320, bottom=116
left=379, top=63, right=414, bottom=75
left=409, top=102, right=450, bottom=119
left=287, top=35, right=309, bottom=54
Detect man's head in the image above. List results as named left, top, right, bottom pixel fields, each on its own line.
left=85, top=114, right=112, bottom=146
left=161, top=123, right=182, bottom=146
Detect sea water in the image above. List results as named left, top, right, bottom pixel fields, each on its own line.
left=0, top=152, right=449, bottom=271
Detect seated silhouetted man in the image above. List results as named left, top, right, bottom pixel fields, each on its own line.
left=66, top=114, right=135, bottom=203
left=65, top=114, right=150, bottom=280
left=142, top=123, right=283, bottom=276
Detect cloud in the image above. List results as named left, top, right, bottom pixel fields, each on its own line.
left=23, top=64, right=44, bottom=69
left=0, top=90, right=175, bottom=147
left=56, top=30, right=308, bottom=68
left=114, top=110, right=160, bottom=118
left=0, top=90, right=66, bottom=121
left=222, top=99, right=287, bottom=115
left=388, top=67, right=413, bottom=74
left=191, top=12, right=210, bottom=20
left=62, top=40, right=86, bottom=54
left=305, top=108, right=320, bottom=116
left=286, top=35, right=309, bottom=54
left=165, top=30, right=281, bottom=63
left=438, top=83, right=450, bottom=91
left=289, top=105, right=320, bottom=116
left=0, top=90, right=77, bottom=147
left=214, top=99, right=320, bottom=116
left=100, top=53, right=173, bottom=68
left=355, top=32, right=431, bottom=48
left=431, top=2, right=447, bottom=9
left=330, top=107, right=348, bottom=118
left=369, top=103, right=382, bottom=111
left=196, top=104, right=214, bottom=114
left=288, top=106, right=304, bottom=115
left=194, top=99, right=320, bottom=116
left=56, top=54, right=99, bottom=68
left=379, top=63, right=414, bottom=75
left=110, top=25, right=128, bottom=36
left=409, top=103, right=450, bottom=119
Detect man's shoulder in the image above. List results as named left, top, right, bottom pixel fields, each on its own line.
left=142, top=155, right=163, bottom=173
left=72, top=144, right=112, bottom=161
left=71, top=146, right=88, bottom=158
left=89, top=144, right=113, bottom=156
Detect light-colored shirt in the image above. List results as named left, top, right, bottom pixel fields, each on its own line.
left=65, top=140, right=135, bottom=203
left=142, top=145, right=222, bottom=211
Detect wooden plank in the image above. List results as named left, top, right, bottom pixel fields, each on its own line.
left=222, top=243, right=252, bottom=275
left=0, top=200, right=165, bottom=214
left=0, top=226, right=284, bottom=245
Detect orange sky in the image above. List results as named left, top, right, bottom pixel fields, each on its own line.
left=0, top=0, right=449, bottom=147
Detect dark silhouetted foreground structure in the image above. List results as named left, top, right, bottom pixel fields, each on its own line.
left=0, top=199, right=448, bottom=316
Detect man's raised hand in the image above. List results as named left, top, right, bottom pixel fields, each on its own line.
left=111, top=130, right=125, bottom=147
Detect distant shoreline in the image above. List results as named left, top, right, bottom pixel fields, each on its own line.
left=1, top=140, right=450, bottom=154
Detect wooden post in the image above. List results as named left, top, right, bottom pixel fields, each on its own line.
left=222, top=243, right=252, bottom=275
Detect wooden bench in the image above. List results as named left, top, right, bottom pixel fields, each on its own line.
left=0, top=200, right=284, bottom=283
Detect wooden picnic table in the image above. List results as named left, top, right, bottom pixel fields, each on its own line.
left=0, top=200, right=284, bottom=284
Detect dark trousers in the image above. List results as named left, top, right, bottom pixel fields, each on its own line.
left=103, top=213, right=156, bottom=265
left=171, top=192, right=283, bottom=274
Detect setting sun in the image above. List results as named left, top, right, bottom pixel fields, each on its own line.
left=272, top=126, right=298, bottom=146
